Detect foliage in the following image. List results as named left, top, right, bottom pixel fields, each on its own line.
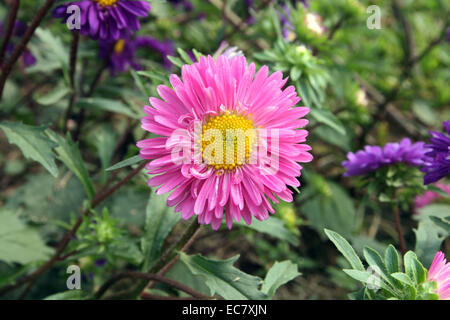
left=0, top=0, right=448, bottom=301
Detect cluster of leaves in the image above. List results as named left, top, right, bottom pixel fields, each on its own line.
left=325, top=229, right=438, bottom=300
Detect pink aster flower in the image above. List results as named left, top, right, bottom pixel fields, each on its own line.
left=427, top=251, right=450, bottom=300
left=414, top=183, right=450, bottom=214
left=137, top=55, right=312, bottom=230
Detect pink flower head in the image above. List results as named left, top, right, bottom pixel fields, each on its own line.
left=414, top=183, right=450, bottom=214
left=427, top=251, right=450, bottom=300
left=137, top=55, right=312, bottom=230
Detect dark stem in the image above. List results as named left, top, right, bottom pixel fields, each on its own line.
left=143, top=227, right=202, bottom=293
left=63, top=31, right=80, bottom=133
left=72, top=63, right=107, bottom=141
left=327, top=16, right=345, bottom=41
left=94, top=219, right=201, bottom=300
left=393, top=205, right=406, bottom=256
left=96, top=271, right=211, bottom=300
left=141, top=293, right=197, bottom=300
left=0, top=0, right=56, bottom=101
left=0, top=161, right=147, bottom=298
left=0, top=0, right=21, bottom=67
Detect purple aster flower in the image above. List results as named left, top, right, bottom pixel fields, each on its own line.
left=421, top=121, right=450, bottom=185
left=0, top=20, right=36, bottom=67
left=99, top=36, right=175, bottom=74
left=52, top=0, right=151, bottom=41
left=342, top=138, right=428, bottom=177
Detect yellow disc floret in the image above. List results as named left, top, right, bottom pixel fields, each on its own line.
left=113, top=39, right=126, bottom=54
left=93, top=0, right=118, bottom=7
left=200, top=111, right=256, bottom=171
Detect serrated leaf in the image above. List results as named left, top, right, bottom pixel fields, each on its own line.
left=141, top=191, right=180, bottom=271
left=179, top=253, right=267, bottom=300
left=0, top=210, right=53, bottom=265
left=414, top=219, right=445, bottom=267
left=261, top=260, right=301, bottom=298
left=324, top=229, right=364, bottom=271
left=106, top=155, right=143, bottom=171
left=47, top=132, right=95, bottom=200
left=0, top=121, right=58, bottom=177
left=429, top=216, right=450, bottom=233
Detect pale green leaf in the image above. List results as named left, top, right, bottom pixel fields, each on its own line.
left=261, top=260, right=301, bottom=298
left=0, top=121, right=58, bottom=177
left=179, top=253, right=267, bottom=300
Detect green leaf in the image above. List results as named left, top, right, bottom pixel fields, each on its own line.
left=324, top=229, right=364, bottom=271
left=414, top=219, right=445, bottom=267
left=109, top=239, right=144, bottom=265
left=90, top=125, right=116, bottom=178
left=76, top=97, right=138, bottom=118
left=261, top=260, right=301, bottom=298
left=165, top=260, right=211, bottom=297
left=44, top=290, right=86, bottom=300
left=0, top=210, right=53, bottom=265
left=179, top=253, right=267, bottom=300
left=403, top=251, right=427, bottom=285
left=363, top=246, right=396, bottom=289
left=106, top=155, right=143, bottom=171
left=303, top=182, right=356, bottom=238
left=309, top=108, right=346, bottom=135
left=391, top=272, right=414, bottom=287
left=0, top=121, right=58, bottom=177
left=343, top=269, right=395, bottom=295
left=384, top=245, right=400, bottom=274
left=177, top=48, right=194, bottom=65
left=429, top=216, right=450, bottom=233
left=238, top=217, right=299, bottom=246
left=47, top=132, right=95, bottom=200
left=141, top=191, right=180, bottom=271
left=35, top=83, right=71, bottom=106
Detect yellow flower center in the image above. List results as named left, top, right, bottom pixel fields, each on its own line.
left=113, top=39, right=126, bottom=54
left=200, top=111, right=256, bottom=171
left=93, top=0, right=118, bottom=7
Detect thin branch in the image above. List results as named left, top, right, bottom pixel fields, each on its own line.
left=96, top=271, right=211, bottom=300
left=393, top=206, right=406, bottom=256
left=94, top=219, right=201, bottom=300
left=392, top=0, right=416, bottom=65
left=327, top=16, right=345, bottom=41
left=0, top=0, right=56, bottom=101
left=0, top=0, right=21, bottom=67
left=143, top=227, right=203, bottom=293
